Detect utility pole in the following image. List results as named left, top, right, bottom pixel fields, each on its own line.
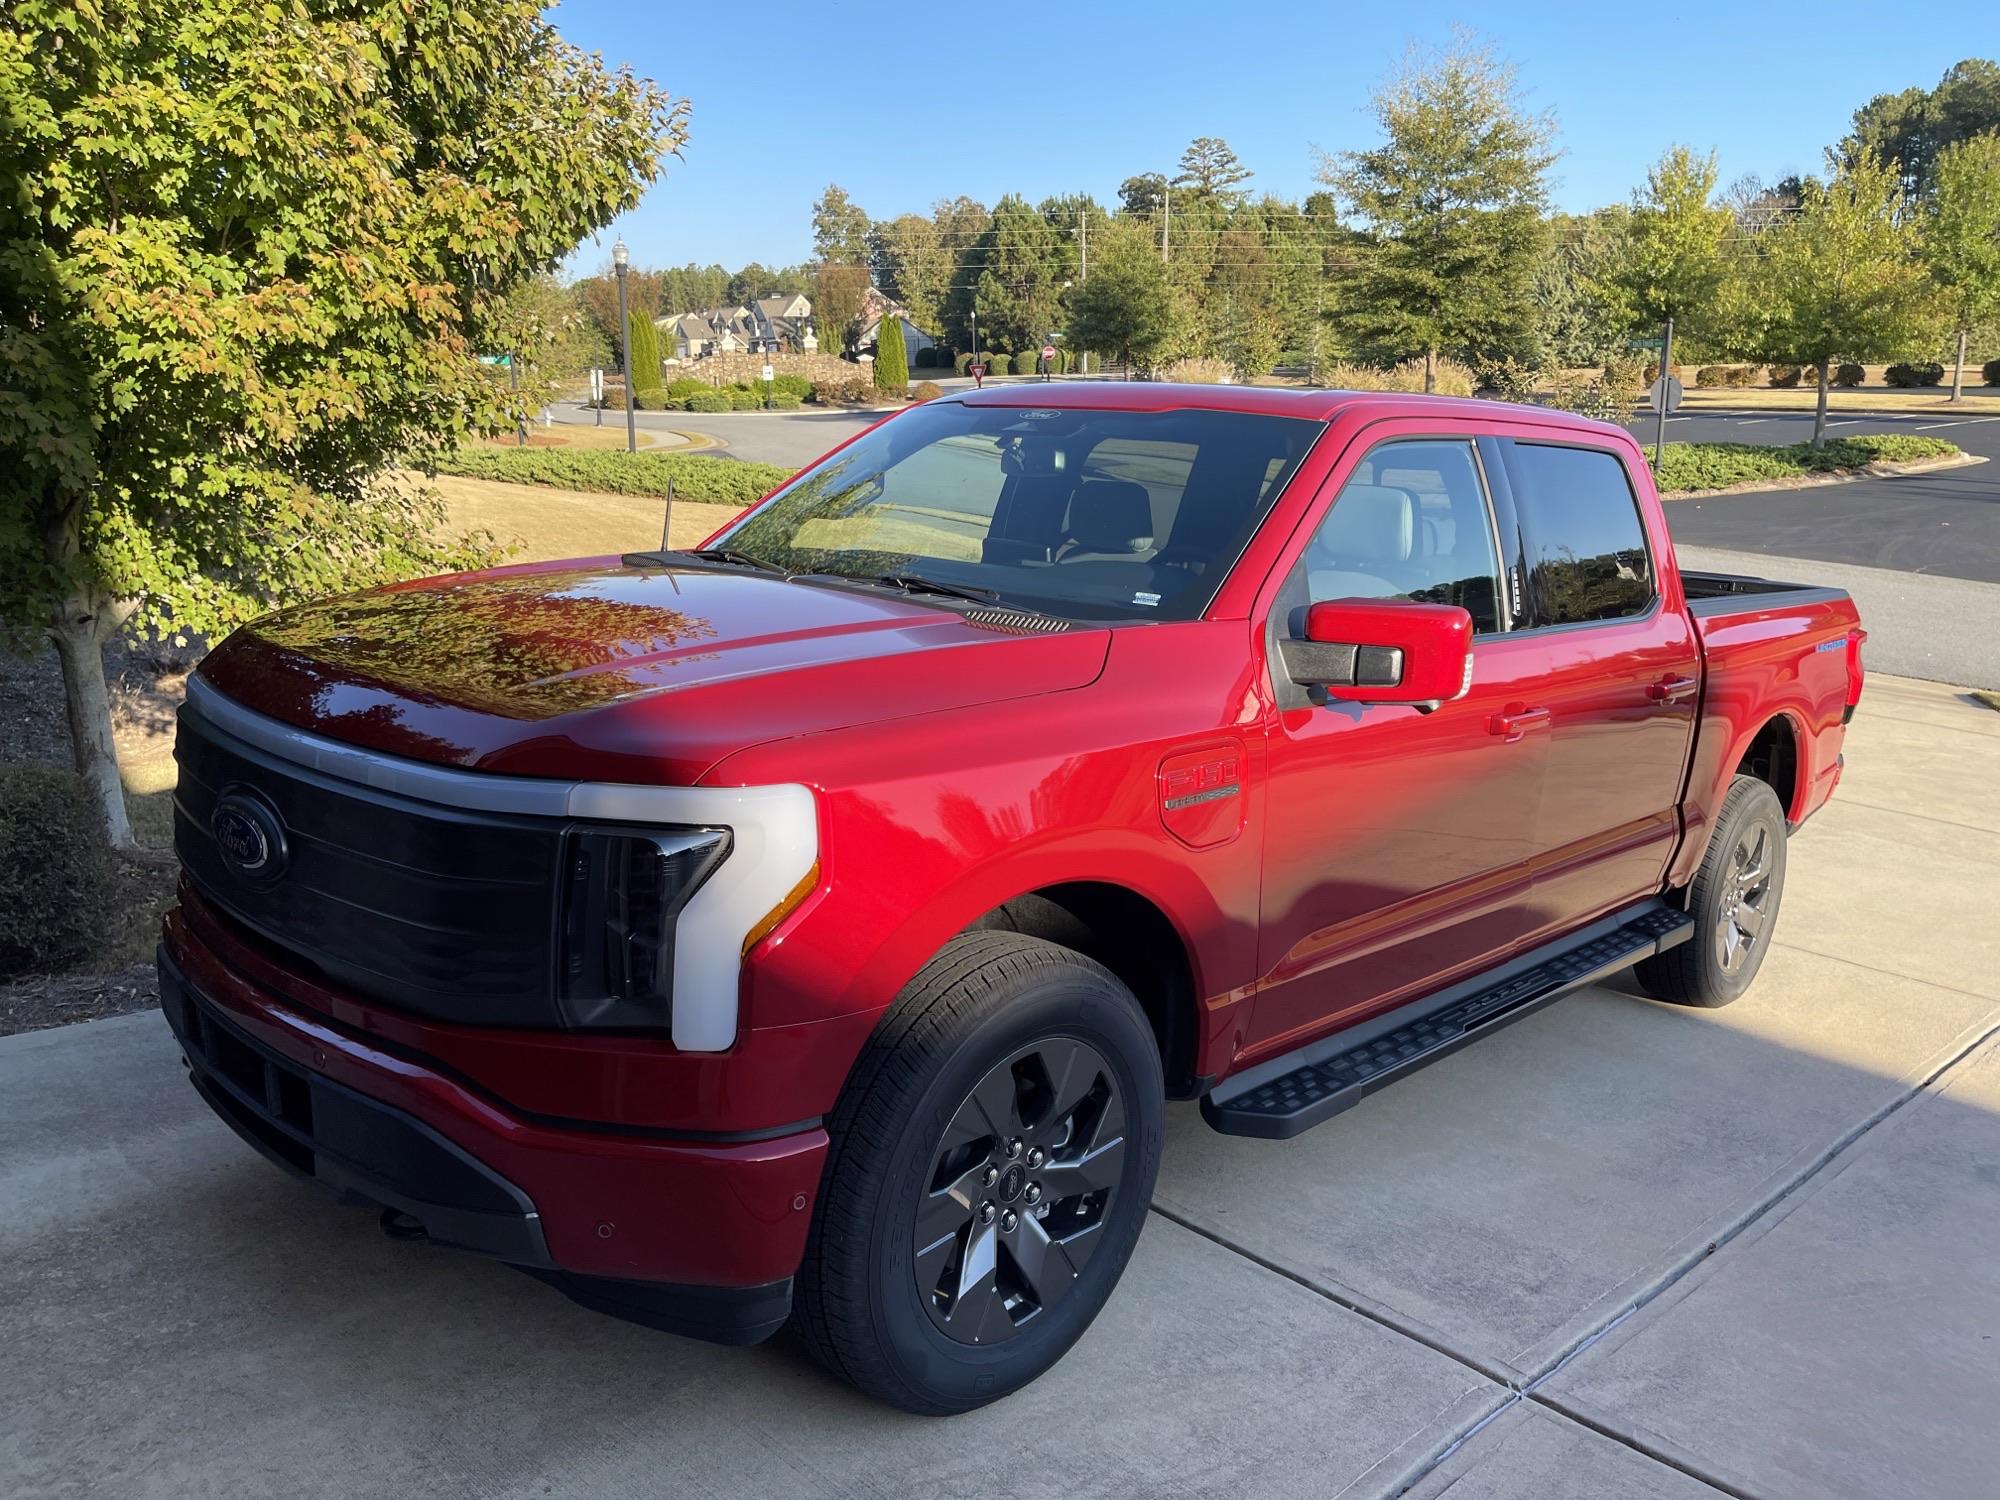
left=1161, top=187, right=1171, bottom=263
left=613, top=238, right=636, bottom=454
left=1652, top=313, right=1675, bottom=473
left=1078, top=210, right=1087, bottom=282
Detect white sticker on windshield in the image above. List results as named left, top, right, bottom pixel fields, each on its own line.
left=1133, top=592, right=1161, bottom=607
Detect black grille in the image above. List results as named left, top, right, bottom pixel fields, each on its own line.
left=173, top=702, right=566, bottom=1027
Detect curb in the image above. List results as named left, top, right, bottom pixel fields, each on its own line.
left=1660, top=451, right=1984, bottom=502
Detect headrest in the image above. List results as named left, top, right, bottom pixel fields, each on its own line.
left=1066, top=480, right=1155, bottom=554
left=1321, top=485, right=1414, bottom=564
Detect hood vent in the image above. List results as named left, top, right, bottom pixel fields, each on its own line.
left=960, top=607, right=1073, bottom=635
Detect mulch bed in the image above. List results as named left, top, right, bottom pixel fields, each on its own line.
left=0, top=962, right=159, bottom=1038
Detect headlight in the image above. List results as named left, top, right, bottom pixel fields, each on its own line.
left=559, top=827, right=731, bottom=1029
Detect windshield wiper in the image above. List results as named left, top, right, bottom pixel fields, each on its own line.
left=684, top=546, right=785, bottom=573
left=845, top=571, right=1003, bottom=605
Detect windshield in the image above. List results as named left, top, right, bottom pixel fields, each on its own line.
left=716, top=401, right=1324, bottom=621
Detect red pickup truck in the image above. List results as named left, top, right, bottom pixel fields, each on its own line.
left=161, top=385, right=1864, bottom=1412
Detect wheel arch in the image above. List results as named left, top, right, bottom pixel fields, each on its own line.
left=1733, top=710, right=1807, bottom=824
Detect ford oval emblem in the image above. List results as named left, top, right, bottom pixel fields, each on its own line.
left=211, top=791, right=288, bottom=883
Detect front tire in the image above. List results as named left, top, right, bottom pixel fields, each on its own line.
left=1636, top=774, right=1788, bottom=1008
left=792, top=932, right=1164, bottom=1414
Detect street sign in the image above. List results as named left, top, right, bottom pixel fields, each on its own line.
left=1041, top=344, right=1056, bottom=361
left=1648, top=375, right=1684, bottom=414
left=1629, top=337, right=1665, bottom=352
left=761, top=363, right=775, bottom=383
left=476, top=353, right=511, bottom=367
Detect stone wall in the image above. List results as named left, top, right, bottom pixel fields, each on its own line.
left=666, top=352, right=858, bottom=386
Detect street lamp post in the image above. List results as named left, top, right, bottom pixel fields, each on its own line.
left=613, top=237, right=636, bottom=454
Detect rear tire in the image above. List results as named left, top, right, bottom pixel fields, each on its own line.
left=792, top=932, right=1164, bottom=1414
left=1636, top=774, right=1788, bottom=1008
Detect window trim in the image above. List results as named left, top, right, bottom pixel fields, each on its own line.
left=1494, top=436, right=1661, bottom=635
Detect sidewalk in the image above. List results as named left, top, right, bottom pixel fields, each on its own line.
left=3, top=676, right=1995, bottom=1498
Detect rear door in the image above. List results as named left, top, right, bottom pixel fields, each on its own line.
left=1248, top=434, right=1550, bottom=1058
left=1488, top=437, right=1699, bottom=945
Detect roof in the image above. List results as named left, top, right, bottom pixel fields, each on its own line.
left=953, top=382, right=1631, bottom=439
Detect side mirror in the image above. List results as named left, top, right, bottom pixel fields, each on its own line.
left=1282, top=599, right=1475, bottom=707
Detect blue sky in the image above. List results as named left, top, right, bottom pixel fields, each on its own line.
left=552, top=0, right=1994, bottom=276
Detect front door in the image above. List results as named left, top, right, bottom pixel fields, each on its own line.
left=1248, top=437, right=1550, bottom=1061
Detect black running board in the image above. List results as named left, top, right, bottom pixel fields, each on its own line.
left=1202, top=902, right=1695, bottom=1139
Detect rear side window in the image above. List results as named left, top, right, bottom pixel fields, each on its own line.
left=1505, top=443, right=1654, bottom=625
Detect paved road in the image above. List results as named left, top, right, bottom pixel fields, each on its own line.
left=5, top=676, right=2000, bottom=1498
left=1625, top=407, right=2000, bottom=584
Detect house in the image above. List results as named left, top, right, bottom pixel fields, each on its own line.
left=658, top=293, right=817, bottom=360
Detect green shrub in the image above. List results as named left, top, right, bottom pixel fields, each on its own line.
left=1884, top=361, right=1945, bottom=388
left=912, top=345, right=936, bottom=369
left=1726, top=366, right=1760, bottom=387
left=874, top=316, right=909, bottom=392
left=954, top=352, right=975, bottom=375
left=769, top=391, right=804, bottom=410
left=665, top=377, right=710, bottom=400
left=1767, top=365, right=1804, bottom=388
left=1834, top=363, right=1865, bottom=388
left=725, top=385, right=762, bottom=410
left=681, top=389, right=730, bottom=413
left=1984, top=359, right=2000, bottom=387
left=770, top=373, right=811, bottom=400
left=809, top=375, right=876, bottom=404
left=984, top=353, right=1013, bottom=375
left=912, top=380, right=944, bottom=401
left=1655, top=434, right=1959, bottom=493
left=1479, top=358, right=1536, bottom=401
left=431, top=447, right=796, bottom=504
left=0, top=763, right=113, bottom=980
left=1695, top=365, right=1735, bottom=387
left=627, top=311, right=663, bottom=401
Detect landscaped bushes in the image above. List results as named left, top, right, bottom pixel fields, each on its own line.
left=1834, top=363, right=1866, bottom=388
left=1697, top=365, right=1763, bottom=388
left=912, top=381, right=944, bottom=401
left=1985, top=359, right=2000, bottom=387
left=1767, top=365, right=1804, bottom=388
left=1884, top=362, right=1945, bottom=388
left=724, top=386, right=761, bottom=410
left=0, top=763, right=112, bottom=981
left=808, top=375, right=877, bottom=404
left=1656, top=434, right=1958, bottom=493
left=954, top=352, right=975, bottom=375
left=665, top=377, right=709, bottom=401
left=684, top=389, right=731, bottom=413
left=985, top=353, right=1014, bottom=375
left=913, top=346, right=936, bottom=369
left=771, top=373, right=811, bottom=400
left=431, top=448, right=795, bottom=504
left=769, top=392, right=804, bottom=410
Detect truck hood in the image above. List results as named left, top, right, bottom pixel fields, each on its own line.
left=197, top=557, right=1111, bottom=785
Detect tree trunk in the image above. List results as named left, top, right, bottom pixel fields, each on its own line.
left=1951, top=326, right=1968, bottom=402
left=1423, top=346, right=1437, bottom=394
left=49, top=588, right=134, bottom=849
left=1811, top=357, right=1831, bottom=450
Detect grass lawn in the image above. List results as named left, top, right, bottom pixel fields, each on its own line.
left=1674, top=387, right=1999, bottom=414
left=1655, top=434, right=1964, bottom=495
left=433, top=474, right=745, bottom=562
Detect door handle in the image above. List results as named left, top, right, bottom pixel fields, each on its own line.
left=1489, top=705, right=1551, bottom=742
left=1646, top=675, right=1698, bottom=705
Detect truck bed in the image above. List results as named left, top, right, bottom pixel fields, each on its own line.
left=1681, top=569, right=1852, bottom=618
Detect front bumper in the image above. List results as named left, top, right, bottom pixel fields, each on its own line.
left=158, top=937, right=826, bottom=1345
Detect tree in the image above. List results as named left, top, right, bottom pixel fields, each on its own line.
left=490, top=276, right=613, bottom=393
left=1118, top=174, right=1170, bottom=218
left=812, top=263, right=869, bottom=356
left=1175, top=138, right=1253, bottom=202
left=1068, top=219, right=1181, bottom=372
left=869, top=215, right=951, bottom=336
left=1208, top=227, right=1284, bottom=379
left=1534, top=209, right=1631, bottom=368
left=1318, top=32, right=1557, bottom=389
left=1925, top=135, right=2000, bottom=400
left=1752, top=155, right=1943, bottom=447
left=626, top=309, right=664, bottom=402
left=812, top=184, right=872, bottom=266
left=1, top=0, right=682, bottom=845
left=962, top=195, right=1074, bottom=352
left=1843, top=58, right=2000, bottom=201
left=1612, top=146, right=1736, bottom=349
left=577, top=261, right=666, bottom=350
left=873, top=315, right=908, bottom=393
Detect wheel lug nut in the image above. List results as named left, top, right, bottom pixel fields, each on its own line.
left=1005, top=1137, right=1023, bottom=1159
left=1000, top=1209, right=1018, bottom=1232
left=1024, top=1183, right=1043, bottom=1205
left=978, top=1201, right=996, bottom=1225
left=1026, top=1146, right=1046, bottom=1169
left=980, top=1164, right=999, bottom=1187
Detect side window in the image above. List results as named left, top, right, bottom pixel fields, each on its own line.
left=1292, top=440, right=1501, bottom=633
left=1505, top=443, right=1654, bottom=625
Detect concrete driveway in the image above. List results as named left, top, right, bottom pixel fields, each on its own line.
left=5, top=675, right=1997, bottom=1498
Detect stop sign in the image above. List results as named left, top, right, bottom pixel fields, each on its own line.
left=1041, top=344, right=1056, bottom=361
